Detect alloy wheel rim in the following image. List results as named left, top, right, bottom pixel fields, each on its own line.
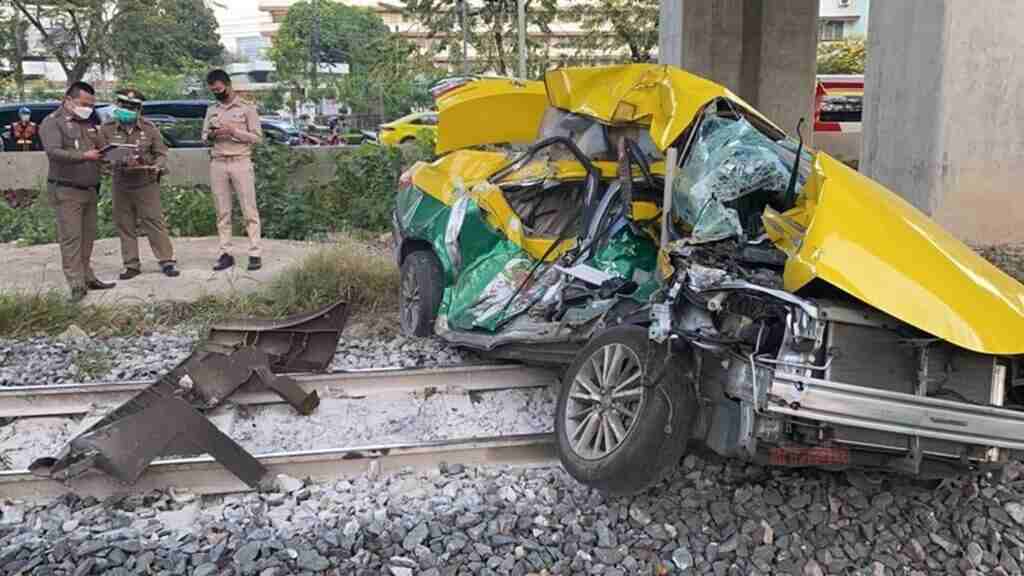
left=565, top=342, right=645, bottom=460
left=401, top=276, right=421, bottom=331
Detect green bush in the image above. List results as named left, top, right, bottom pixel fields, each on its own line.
left=2, top=141, right=430, bottom=247
left=163, top=184, right=219, bottom=237
left=252, top=143, right=333, bottom=240
left=817, top=37, right=866, bottom=74
left=326, top=143, right=405, bottom=232
left=0, top=192, right=57, bottom=245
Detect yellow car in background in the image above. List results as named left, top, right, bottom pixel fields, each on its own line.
left=377, top=111, right=438, bottom=147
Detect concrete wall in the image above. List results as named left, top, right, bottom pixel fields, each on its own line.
left=0, top=146, right=349, bottom=190
left=861, top=1, right=1024, bottom=244
left=660, top=0, right=820, bottom=139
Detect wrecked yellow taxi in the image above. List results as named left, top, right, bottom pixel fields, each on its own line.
left=393, top=64, right=1024, bottom=495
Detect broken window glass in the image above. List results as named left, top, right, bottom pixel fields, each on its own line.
left=673, top=110, right=805, bottom=244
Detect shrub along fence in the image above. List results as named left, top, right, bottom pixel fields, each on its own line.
left=0, top=140, right=434, bottom=246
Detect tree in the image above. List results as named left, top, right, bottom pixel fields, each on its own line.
left=817, top=37, right=866, bottom=74
left=110, top=0, right=224, bottom=75
left=269, top=0, right=396, bottom=86
left=0, top=9, right=30, bottom=98
left=558, top=0, right=658, bottom=65
left=402, top=0, right=559, bottom=77
left=10, top=0, right=146, bottom=83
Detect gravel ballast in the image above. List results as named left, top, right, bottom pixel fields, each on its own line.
left=4, top=455, right=1024, bottom=575
left=0, top=334, right=477, bottom=387
left=0, top=387, right=555, bottom=471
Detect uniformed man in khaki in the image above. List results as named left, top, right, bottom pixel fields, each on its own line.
left=38, top=81, right=116, bottom=302
left=201, top=69, right=263, bottom=272
left=100, top=88, right=180, bottom=279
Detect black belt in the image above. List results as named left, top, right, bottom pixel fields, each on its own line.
left=48, top=179, right=96, bottom=192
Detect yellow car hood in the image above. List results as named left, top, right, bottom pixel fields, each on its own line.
left=436, top=78, right=549, bottom=154
left=545, top=64, right=780, bottom=151
left=770, top=153, right=1024, bottom=355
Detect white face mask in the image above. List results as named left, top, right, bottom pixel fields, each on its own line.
left=72, top=106, right=93, bottom=120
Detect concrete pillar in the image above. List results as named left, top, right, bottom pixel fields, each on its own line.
left=860, top=1, right=1024, bottom=244
left=659, top=0, right=819, bottom=137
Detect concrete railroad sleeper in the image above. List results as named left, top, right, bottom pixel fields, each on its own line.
left=0, top=433, right=557, bottom=501
left=0, top=364, right=556, bottom=419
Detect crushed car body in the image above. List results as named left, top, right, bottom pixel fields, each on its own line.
left=394, top=63, right=1024, bottom=495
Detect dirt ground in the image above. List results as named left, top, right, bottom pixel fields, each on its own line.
left=0, top=236, right=328, bottom=304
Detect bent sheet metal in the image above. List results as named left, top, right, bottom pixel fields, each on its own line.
left=29, top=300, right=348, bottom=488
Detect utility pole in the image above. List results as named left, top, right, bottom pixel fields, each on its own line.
left=12, top=10, right=24, bottom=100
left=517, top=0, right=526, bottom=79
left=310, top=0, right=320, bottom=97
left=459, top=0, right=468, bottom=75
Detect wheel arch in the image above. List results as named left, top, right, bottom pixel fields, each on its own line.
left=399, top=237, right=435, bottom=265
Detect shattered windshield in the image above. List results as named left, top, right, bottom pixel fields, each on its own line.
left=673, top=107, right=812, bottom=244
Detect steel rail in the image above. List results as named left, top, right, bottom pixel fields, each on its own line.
left=0, top=433, right=557, bottom=500
left=0, top=364, right=558, bottom=419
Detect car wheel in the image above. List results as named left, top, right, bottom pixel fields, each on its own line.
left=555, top=326, right=696, bottom=496
left=400, top=250, right=443, bottom=337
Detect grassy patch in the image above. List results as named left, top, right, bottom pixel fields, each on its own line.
left=73, top=348, right=113, bottom=380
left=0, top=240, right=399, bottom=339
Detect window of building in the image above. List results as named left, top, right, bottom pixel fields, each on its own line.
left=818, top=20, right=845, bottom=41
left=237, top=36, right=270, bottom=62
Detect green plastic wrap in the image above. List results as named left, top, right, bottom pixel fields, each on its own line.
left=399, top=184, right=663, bottom=335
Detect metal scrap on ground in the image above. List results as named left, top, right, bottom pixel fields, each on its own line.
left=27, top=300, right=349, bottom=489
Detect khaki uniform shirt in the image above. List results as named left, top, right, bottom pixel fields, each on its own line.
left=99, top=119, right=168, bottom=189
left=38, top=107, right=106, bottom=189
left=201, top=97, right=262, bottom=158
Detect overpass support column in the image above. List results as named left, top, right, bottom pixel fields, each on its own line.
left=659, top=0, right=819, bottom=137
left=861, top=1, right=1024, bottom=244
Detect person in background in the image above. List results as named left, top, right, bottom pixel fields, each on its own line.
left=201, top=68, right=263, bottom=272
left=100, top=88, right=179, bottom=280
left=38, top=81, right=116, bottom=302
left=10, top=107, right=39, bottom=151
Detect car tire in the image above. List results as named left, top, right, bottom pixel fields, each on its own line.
left=400, top=250, right=444, bottom=337
left=555, top=326, right=696, bottom=496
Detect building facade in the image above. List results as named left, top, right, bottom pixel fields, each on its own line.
left=818, top=0, right=870, bottom=42
left=255, top=0, right=629, bottom=71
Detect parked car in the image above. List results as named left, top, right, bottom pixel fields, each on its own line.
left=260, top=116, right=302, bottom=146
left=376, top=110, right=438, bottom=148
left=392, top=64, right=1024, bottom=496
left=0, top=101, right=108, bottom=151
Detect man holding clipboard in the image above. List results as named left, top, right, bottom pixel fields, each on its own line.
left=38, top=81, right=116, bottom=302
left=99, top=88, right=179, bottom=279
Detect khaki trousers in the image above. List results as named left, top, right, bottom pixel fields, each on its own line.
left=112, top=181, right=175, bottom=271
left=49, top=183, right=99, bottom=289
left=210, top=156, right=261, bottom=258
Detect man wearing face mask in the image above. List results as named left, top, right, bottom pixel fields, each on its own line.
left=39, top=81, right=116, bottom=302
left=100, top=88, right=179, bottom=280
left=201, top=68, right=263, bottom=272
left=10, top=107, right=39, bottom=151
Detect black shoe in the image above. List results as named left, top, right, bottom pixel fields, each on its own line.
left=119, top=268, right=141, bottom=280
left=247, top=256, right=262, bottom=271
left=70, top=286, right=87, bottom=303
left=86, top=279, right=116, bottom=290
left=213, top=253, right=235, bottom=271
left=162, top=263, right=180, bottom=277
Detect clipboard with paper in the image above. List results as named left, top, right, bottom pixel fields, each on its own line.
left=99, top=143, right=139, bottom=164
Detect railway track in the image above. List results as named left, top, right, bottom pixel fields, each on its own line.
left=0, top=433, right=557, bottom=500
left=0, top=364, right=561, bottom=501
left=0, top=364, right=559, bottom=419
